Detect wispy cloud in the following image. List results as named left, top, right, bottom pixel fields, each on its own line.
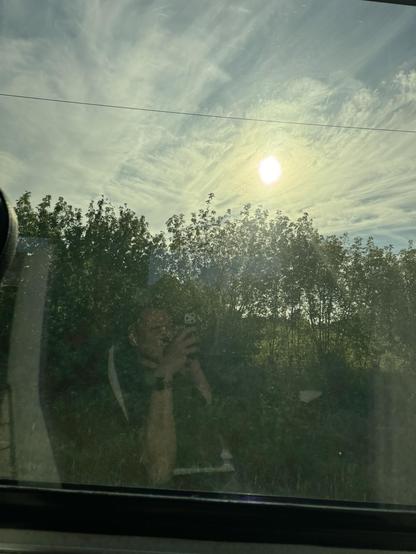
left=0, top=0, right=415, bottom=246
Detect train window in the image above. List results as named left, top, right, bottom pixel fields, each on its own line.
left=0, top=0, right=416, bottom=510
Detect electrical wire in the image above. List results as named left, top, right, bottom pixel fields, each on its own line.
left=1, top=92, right=415, bottom=135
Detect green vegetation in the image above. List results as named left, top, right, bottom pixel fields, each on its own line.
left=2, top=191, right=416, bottom=503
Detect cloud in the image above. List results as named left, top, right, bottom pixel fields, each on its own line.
left=0, top=0, right=415, bottom=246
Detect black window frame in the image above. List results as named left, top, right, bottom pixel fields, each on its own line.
left=1, top=482, right=416, bottom=550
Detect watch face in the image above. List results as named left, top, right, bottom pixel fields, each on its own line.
left=154, top=376, right=166, bottom=390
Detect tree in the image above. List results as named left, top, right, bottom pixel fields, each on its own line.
left=1, top=191, right=414, bottom=501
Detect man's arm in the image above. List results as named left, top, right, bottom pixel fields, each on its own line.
left=141, top=382, right=176, bottom=485
left=140, top=329, right=197, bottom=485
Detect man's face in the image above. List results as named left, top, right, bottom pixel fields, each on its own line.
left=134, top=309, right=174, bottom=361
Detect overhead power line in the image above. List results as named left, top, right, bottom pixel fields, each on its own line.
left=1, top=91, right=415, bottom=135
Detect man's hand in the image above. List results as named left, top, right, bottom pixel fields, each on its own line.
left=157, top=328, right=198, bottom=380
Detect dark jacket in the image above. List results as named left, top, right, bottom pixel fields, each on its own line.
left=44, top=337, right=147, bottom=487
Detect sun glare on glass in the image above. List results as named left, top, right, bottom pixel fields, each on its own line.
left=258, top=156, right=282, bottom=185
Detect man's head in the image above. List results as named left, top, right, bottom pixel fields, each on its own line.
left=129, top=308, right=174, bottom=362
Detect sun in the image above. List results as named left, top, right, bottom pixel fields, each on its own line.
left=258, top=156, right=282, bottom=185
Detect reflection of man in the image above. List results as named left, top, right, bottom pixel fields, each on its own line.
left=110, top=307, right=235, bottom=489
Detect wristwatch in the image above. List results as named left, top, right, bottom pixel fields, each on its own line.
left=143, top=368, right=173, bottom=391
left=152, top=375, right=172, bottom=391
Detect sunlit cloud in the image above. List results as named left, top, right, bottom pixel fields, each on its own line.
left=0, top=0, right=415, bottom=247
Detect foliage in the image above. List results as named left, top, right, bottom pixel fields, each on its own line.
left=2, top=191, right=416, bottom=502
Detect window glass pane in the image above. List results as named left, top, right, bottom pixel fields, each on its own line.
left=1, top=0, right=416, bottom=504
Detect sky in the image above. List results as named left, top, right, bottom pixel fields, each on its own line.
left=0, top=0, right=416, bottom=247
